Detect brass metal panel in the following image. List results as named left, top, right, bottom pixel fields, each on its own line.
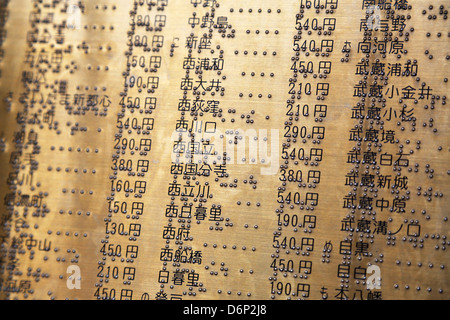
left=0, top=0, right=448, bottom=300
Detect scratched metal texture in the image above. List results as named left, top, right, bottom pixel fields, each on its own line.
left=0, top=0, right=448, bottom=300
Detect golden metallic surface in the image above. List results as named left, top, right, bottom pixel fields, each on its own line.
left=0, top=0, right=448, bottom=300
